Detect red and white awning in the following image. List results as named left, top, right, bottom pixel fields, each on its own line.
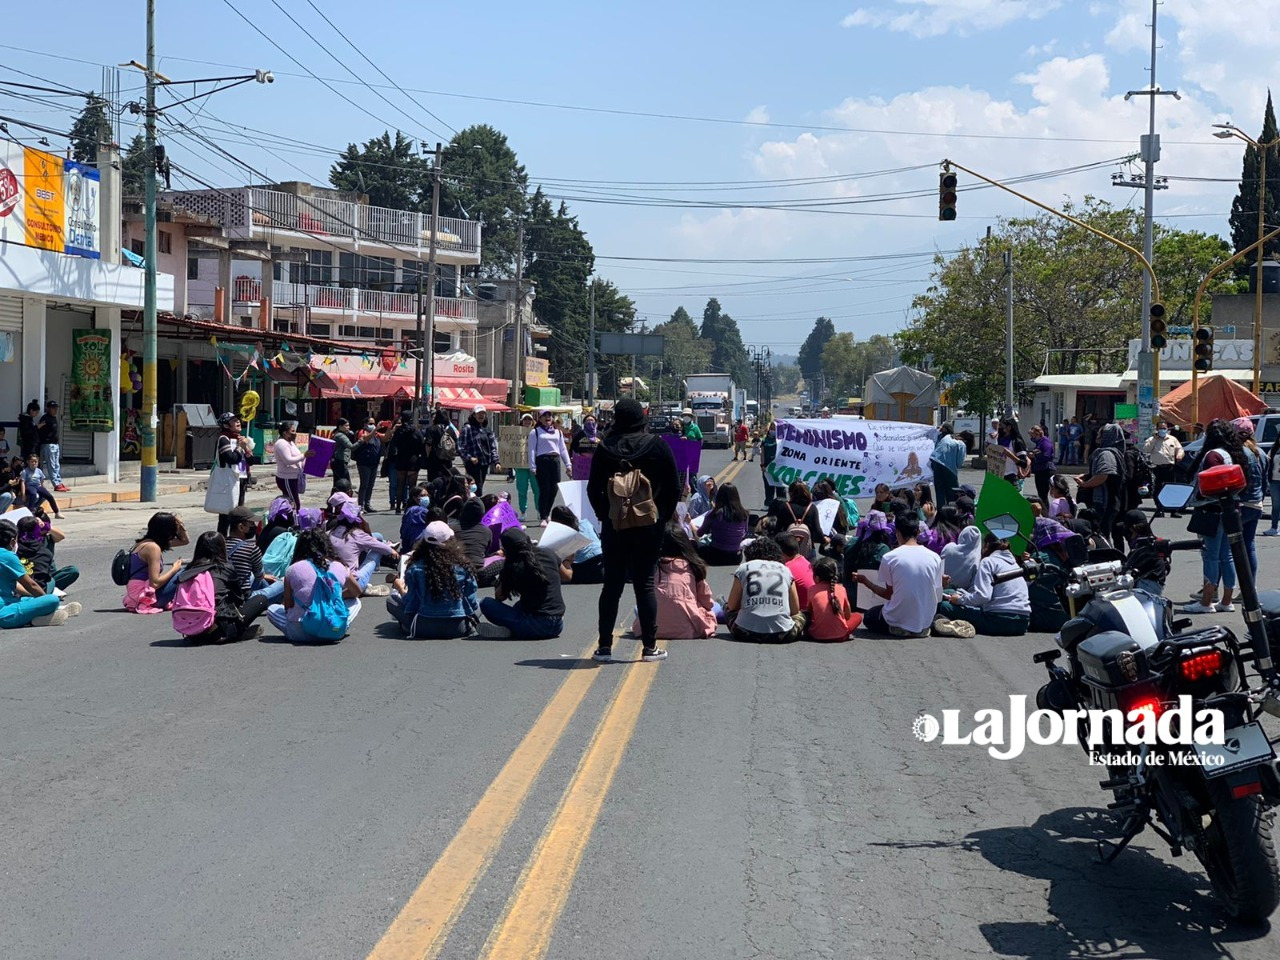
left=434, top=385, right=511, bottom=412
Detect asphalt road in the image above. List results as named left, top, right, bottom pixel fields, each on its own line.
left=2, top=451, right=1279, bottom=959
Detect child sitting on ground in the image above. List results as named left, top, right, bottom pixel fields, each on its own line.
left=21, top=453, right=60, bottom=518
left=806, top=556, right=861, bottom=641
left=633, top=521, right=717, bottom=640
left=725, top=536, right=807, bottom=643
left=550, top=506, right=604, bottom=584
left=172, top=531, right=270, bottom=644
left=0, top=520, right=80, bottom=628
left=777, top=532, right=814, bottom=608
left=16, top=514, right=78, bottom=593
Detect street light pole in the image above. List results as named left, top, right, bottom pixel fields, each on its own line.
left=140, top=0, right=158, bottom=501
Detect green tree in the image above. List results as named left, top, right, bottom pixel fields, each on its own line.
left=698, top=298, right=750, bottom=384
left=69, top=96, right=111, bottom=163
left=770, top=362, right=802, bottom=395
left=1153, top=229, right=1246, bottom=326
left=645, top=306, right=710, bottom=401
left=440, top=124, right=529, bottom=278
left=121, top=133, right=159, bottom=195
left=821, top=332, right=860, bottom=398
left=1228, top=91, right=1280, bottom=268
left=329, top=131, right=429, bottom=211
left=797, top=317, right=836, bottom=382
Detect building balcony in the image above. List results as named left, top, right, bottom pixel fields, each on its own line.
left=164, top=187, right=481, bottom=265
left=233, top=279, right=477, bottom=327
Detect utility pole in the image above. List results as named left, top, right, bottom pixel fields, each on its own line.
left=140, top=0, right=158, bottom=501
left=509, top=220, right=524, bottom=411
left=587, top=279, right=596, bottom=408
left=1123, top=0, right=1178, bottom=441
left=1004, top=250, right=1014, bottom=417
left=412, top=275, right=424, bottom=420
left=422, top=141, right=442, bottom=420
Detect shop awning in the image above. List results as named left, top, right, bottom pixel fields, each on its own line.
left=432, top=375, right=510, bottom=401
left=435, top=385, right=511, bottom=412
left=320, top=373, right=416, bottom=399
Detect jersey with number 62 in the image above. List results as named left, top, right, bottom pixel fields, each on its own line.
left=734, top=559, right=795, bottom=634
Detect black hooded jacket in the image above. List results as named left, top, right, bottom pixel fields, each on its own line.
left=586, top=402, right=680, bottom=527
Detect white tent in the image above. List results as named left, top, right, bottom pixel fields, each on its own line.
left=863, top=366, right=939, bottom=423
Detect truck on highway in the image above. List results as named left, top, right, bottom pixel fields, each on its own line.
left=684, top=374, right=735, bottom=447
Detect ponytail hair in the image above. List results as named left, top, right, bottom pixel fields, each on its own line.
left=812, top=555, right=839, bottom=611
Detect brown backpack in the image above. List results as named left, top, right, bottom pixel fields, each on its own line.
left=608, top=460, right=660, bottom=530
left=784, top=502, right=813, bottom=554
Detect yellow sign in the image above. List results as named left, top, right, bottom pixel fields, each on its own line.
left=23, top=146, right=64, bottom=251
left=525, top=356, right=550, bottom=387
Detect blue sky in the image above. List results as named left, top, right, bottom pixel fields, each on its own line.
left=3, top=0, right=1275, bottom=354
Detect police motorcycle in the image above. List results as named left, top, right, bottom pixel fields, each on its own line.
left=1029, top=464, right=1280, bottom=923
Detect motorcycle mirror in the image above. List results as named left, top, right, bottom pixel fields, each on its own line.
left=1156, top=482, right=1195, bottom=511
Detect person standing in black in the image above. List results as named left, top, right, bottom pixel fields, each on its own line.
left=18, top=400, right=39, bottom=462
left=214, top=412, right=251, bottom=536
left=587, top=398, right=680, bottom=663
left=330, top=418, right=355, bottom=488
left=459, top=405, right=501, bottom=497
left=38, top=400, right=68, bottom=492
left=388, top=411, right=425, bottom=515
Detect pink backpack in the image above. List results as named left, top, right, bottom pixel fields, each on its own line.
left=171, top=571, right=217, bottom=636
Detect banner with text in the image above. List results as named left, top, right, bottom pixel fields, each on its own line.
left=70, top=328, right=114, bottom=432
left=767, top=418, right=936, bottom=498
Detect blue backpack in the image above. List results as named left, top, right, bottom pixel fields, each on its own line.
left=300, top=561, right=349, bottom=641
left=261, top=531, right=297, bottom=578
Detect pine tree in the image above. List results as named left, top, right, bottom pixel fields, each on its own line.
left=698, top=298, right=749, bottom=384
left=797, top=317, right=836, bottom=382
left=68, top=96, right=112, bottom=163
left=1228, top=91, right=1280, bottom=268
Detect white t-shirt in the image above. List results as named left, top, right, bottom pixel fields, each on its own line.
left=733, top=559, right=795, bottom=634
left=880, top=543, right=943, bottom=635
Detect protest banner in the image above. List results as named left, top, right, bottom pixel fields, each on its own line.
left=303, top=435, right=335, bottom=478
left=661, top=435, right=702, bottom=489
left=498, top=425, right=529, bottom=468
left=766, top=419, right=937, bottom=498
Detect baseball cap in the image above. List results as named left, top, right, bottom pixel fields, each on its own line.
left=473, top=404, right=486, bottom=415
left=1232, top=416, right=1255, bottom=437
left=423, top=521, right=454, bottom=544
left=226, top=505, right=257, bottom=526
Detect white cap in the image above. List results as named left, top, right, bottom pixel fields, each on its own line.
left=473, top=404, right=486, bottom=415
left=423, top=521, right=455, bottom=544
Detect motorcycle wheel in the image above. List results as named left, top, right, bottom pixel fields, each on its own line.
left=1198, top=784, right=1280, bottom=923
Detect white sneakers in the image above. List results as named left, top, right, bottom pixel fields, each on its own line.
left=31, top=601, right=81, bottom=627
left=933, top=618, right=977, bottom=639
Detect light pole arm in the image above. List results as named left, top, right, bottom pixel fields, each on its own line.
left=1190, top=223, right=1280, bottom=424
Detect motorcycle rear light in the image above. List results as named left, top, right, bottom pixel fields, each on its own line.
left=1197, top=463, right=1246, bottom=497
left=1231, top=781, right=1263, bottom=799
left=1179, top=649, right=1225, bottom=682
left=1126, top=697, right=1162, bottom=721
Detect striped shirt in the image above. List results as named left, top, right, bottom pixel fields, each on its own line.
left=227, top=537, right=264, bottom=591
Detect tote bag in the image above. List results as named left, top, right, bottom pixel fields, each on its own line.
left=203, top=464, right=240, bottom=515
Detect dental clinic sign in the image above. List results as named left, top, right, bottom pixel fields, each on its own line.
left=768, top=418, right=937, bottom=497
left=0, top=143, right=100, bottom=259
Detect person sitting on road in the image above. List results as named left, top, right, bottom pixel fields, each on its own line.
left=123, top=512, right=189, bottom=614
left=936, top=532, right=1031, bottom=637
left=551, top=506, right=604, bottom=584
left=0, top=458, right=22, bottom=513
left=387, top=521, right=479, bottom=639
left=807, top=556, right=861, bottom=642
left=1048, top=474, right=1075, bottom=520
left=687, top=474, right=717, bottom=518
left=697, top=481, right=750, bottom=566
left=173, top=532, right=270, bottom=644
left=258, top=497, right=297, bottom=553
left=853, top=513, right=949, bottom=638
left=326, top=498, right=397, bottom=597
left=634, top=521, right=717, bottom=640
left=223, top=505, right=281, bottom=602
left=16, top=515, right=78, bottom=593
left=477, top=527, right=565, bottom=640
left=399, top=484, right=432, bottom=551
left=777, top=532, right=815, bottom=609
left=842, top=509, right=895, bottom=604
left=0, top=520, right=81, bottom=628
left=725, top=536, right=807, bottom=643
left=940, top=525, right=983, bottom=593
left=451, top=497, right=502, bottom=587
left=267, top=529, right=363, bottom=642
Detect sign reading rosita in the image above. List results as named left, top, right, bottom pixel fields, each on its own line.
left=767, top=418, right=937, bottom=496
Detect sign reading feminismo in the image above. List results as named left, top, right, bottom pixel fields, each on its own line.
left=768, top=418, right=937, bottom=497
left=0, top=143, right=100, bottom=259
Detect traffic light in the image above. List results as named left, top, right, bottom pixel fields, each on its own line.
left=1149, top=302, right=1167, bottom=349
left=1194, top=325, right=1214, bottom=372
left=938, top=171, right=957, bottom=221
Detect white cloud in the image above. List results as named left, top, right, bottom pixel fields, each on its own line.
left=745, top=105, right=770, bottom=125
left=841, top=0, right=1062, bottom=38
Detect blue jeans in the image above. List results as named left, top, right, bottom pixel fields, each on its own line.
left=1270, top=480, right=1280, bottom=531
left=40, top=443, right=61, bottom=486
left=1202, top=526, right=1235, bottom=591
left=0, top=594, right=61, bottom=628
left=156, top=575, right=180, bottom=610
left=251, top=577, right=285, bottom=602
left=0, top=491, right=11, bottom=513
left=354, top=556, right=379, bottom=591
left=479, top=596, right=563, bottom=639
left=1242, top=505, right=1261, bottom=576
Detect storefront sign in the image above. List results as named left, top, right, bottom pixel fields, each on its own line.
left=0, top=144, right=100, bottom=259
left=768, top=418, right=937, bottom=497
left=434, top=354, right=477, bottom=377
left=70, top=328, right=114, bottom=432
left=525, top=356, right=550, bottom=386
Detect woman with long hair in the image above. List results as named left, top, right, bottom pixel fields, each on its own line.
left=927, top=504, right=965, bottom=551
left=388, top=521, right=479, bottom=639
left=123, top=512, right=190, bottom=613
left=806, top=555, right=860, bottom=641
left=477, top=527, right=565, bottom=639
left=1233, top=417, right=1266, bottom=576
left=995, top=417, right=1029, bottom=489
left=633, top=521, right=717, bottom=639
left=698, top=481, right=750, bottom=566
left=266, top=528, right=362, bottom=642
left=1048, top=474, right=1075, bottom=520
left=0, top=519, right=78, bottom=628
left=1181, top=418, right=1246, bottom=614
left=173, top=531, right=270, bottom=643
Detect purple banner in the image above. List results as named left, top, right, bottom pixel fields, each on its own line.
left=304, top=435, right=335, bottom=478
left=572, top=452, right=594, bottom=481
left=481, top=499, right=523, bottom=553
left=662, top=436, right=702, bottom=489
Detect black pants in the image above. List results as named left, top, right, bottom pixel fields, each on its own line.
left=357, top=463, right=378, bottom=509
left=465, top=460, right=490, bottom=498
left=597, top=522, right=662, bottom=648
left=1152, top=463, right=1176, bottom=516
left=1033, top=470, right=1053, bottom=510
left=534, top=455, right=561, bottom=520
left=931, top=461, right=959, bottom=505
left=331, top=458, right=350, bottom=487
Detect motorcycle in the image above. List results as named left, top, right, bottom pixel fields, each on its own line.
left=1029, top=463, right=1280, bottom=923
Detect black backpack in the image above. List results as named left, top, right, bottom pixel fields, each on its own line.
left=111, top=548, right=132, bottom=586
left=434, top=429, right=457, bottom=462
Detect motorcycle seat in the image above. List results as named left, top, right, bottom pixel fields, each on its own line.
left=1258, top=589, right=1280, bottom=619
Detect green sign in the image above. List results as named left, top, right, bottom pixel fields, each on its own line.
left=70, top=328, right=114, bottom=432
left=1114, top=403, right=1138, bottom=419
left=974, top=475, right=1034, bottom=557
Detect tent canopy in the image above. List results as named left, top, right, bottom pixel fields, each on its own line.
left=1158, top=375, right=1268, bottom=426
left=863, top=365, right=939, bottom=407
left=435, top=386, right=511, bottom=412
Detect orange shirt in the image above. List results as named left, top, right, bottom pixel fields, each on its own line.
left=807, top=582, right=860, bottom=641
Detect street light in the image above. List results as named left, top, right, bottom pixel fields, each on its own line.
left=1213, top=120, right=1280, bottom=393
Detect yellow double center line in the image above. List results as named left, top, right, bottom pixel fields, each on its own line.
left=366, top=454, right=744, bottom=960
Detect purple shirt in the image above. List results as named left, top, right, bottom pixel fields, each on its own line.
left=328, top=525, right=395, bottom=569
left=703, top=513, right=748, bottom=553
left=284, top=559, right=349, bottom=624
